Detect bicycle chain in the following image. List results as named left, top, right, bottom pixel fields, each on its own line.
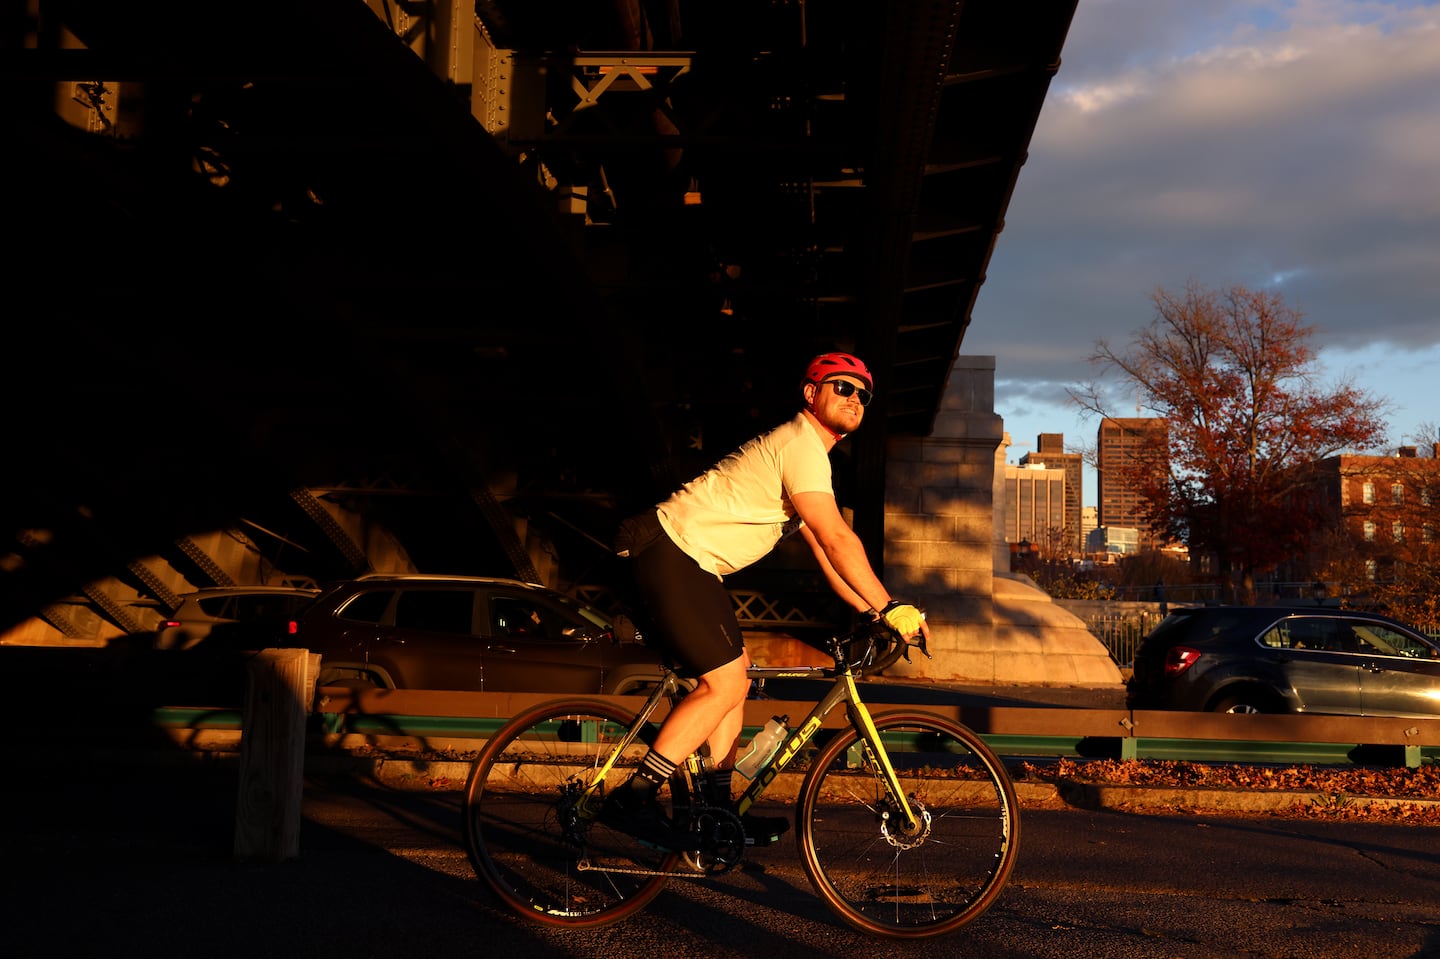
left=575, top=858, right=708, bottom=878
left=576, top=805, right=746, bottom=876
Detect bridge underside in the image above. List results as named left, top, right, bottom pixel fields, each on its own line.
left=3, top=0, right=1077, bottom=641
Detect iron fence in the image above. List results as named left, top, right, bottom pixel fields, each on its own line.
left=1075, top=607, right=1169, bottom=668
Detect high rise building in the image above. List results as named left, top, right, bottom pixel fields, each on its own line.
left=1020, top=433, right=1084, bottom=553
left=1002, top=461, right=1067, bottom=554
left=1096, top=417, right=1168, bottom=551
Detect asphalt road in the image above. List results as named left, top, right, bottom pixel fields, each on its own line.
left=8, top=757, right=1438, bottom=959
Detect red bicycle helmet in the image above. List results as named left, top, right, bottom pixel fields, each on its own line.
left=803, top=352, right=872, bottom=391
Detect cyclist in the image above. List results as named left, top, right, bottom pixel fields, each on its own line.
left=606, top=351, right=930, bottom=851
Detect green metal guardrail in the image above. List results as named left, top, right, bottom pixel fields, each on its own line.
left=146, top=701, right=1440, bottom=770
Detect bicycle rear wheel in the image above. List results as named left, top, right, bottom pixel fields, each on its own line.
left=462, top=699, right=678, bottom=928
left=796, top=711, right=1021, bottom=938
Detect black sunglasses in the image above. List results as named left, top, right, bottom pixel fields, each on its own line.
left=824, top=379, right=873, bottom=407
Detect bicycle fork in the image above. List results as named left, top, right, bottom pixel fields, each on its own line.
left=844, top=697, right=931, bottom=843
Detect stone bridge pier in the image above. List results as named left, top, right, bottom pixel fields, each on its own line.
left=879, top=356, right=1124, bottom=687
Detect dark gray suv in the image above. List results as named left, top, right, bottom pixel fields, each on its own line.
left=1126, top=605, right=1440, bottom=718
left=292, top=574, right=667, bottom=695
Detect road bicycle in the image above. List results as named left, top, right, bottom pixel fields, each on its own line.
left=461, top=618, right=1021, bottom=939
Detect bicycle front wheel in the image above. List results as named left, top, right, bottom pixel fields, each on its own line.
left=796, top=711, right=1021, bottom=939
left=462, top=699, right=678, bottom=929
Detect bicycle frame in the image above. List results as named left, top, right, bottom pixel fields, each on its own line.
left=577, top=633, right=923, bottom=833
left=463, top=621, right=1021, bottom=938
left=733, top=662, right=921, bottom=831
left=573, top=669, right=689, bottom=818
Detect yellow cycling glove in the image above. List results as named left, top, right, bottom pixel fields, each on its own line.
left=879, top=600, right=926, bottom=636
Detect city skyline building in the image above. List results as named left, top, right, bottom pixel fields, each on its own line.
left=1002, top=461, right=1067, bottom=556
left=1020, top=433, right=1084, bottom=553
left=1096, top=417, right=1168, bottom=552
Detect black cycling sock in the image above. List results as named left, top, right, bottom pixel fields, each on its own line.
left=704, top=767, right=734, bottom=805
left=627, top=750, right=677, bottom=796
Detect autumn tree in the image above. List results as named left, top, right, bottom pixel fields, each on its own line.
left=1072, top=281, right=1389, bottom=602
left=1022, top=524, right=1120, bottom=601
left=1403, top=420, right=1440, bottom=457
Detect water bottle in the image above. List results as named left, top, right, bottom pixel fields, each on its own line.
left=735, top=715, right=789, bottom=779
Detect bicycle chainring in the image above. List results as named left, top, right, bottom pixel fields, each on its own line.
left=683, top=805, right=746, bottom=873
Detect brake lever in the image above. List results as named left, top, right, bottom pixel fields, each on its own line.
left=902, top=632, right=932, bottom=663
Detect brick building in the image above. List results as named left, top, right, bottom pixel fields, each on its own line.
left=1296, top=445, right=1440, bottom=582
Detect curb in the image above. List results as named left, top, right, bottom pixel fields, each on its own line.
left=38, top=743, right=1438, bottom=819
left=310, top=753, right=1440, bottom=818
left=1047, top=779, right=1440, bottom=816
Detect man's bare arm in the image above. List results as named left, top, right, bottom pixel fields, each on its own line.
left=794, top=491, right=931, bottom=642
left=793, top=491, right=890, bottom=612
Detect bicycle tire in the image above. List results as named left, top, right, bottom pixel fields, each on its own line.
left=462, top=699, right=679, bottom=929
left=795, top=711, right=1021, bottom=938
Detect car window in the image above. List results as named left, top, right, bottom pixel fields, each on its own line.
left=491, top=596, right=576, bottom=640
left=1352, top=624, right=1435, bottom=658
left=560, top=597, right=611, bottom=631
left=1260, top=621, right=1311, bottom=650
left=230, top=595, right=312, bottom=620
left=195, top=594, right=238, bottom=618
left=393, top=589, right=475, bottom=635
left=337, top=589, right=395, bottom=626
left=1159, top=608, right=1261, bottom=646
left=1259, top=624, right=1292, bottom=649
left=1141, top=610, right=1204, bottom=645
left=1269, top=618, right=1355, bottom=653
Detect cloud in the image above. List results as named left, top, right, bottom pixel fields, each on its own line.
left=967, top=0, right=1440, bottom=368
left=967, top=0, right=1440, bottom=477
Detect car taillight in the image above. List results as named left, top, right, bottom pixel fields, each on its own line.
left=1163, top=646, right=1202, bottom=677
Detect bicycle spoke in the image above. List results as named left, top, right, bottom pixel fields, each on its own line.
left=462, top=701, right=678, bottom=928
left=797, top=713, right=1021, bottom=938
left=462, top=627, right=1020, bottom=942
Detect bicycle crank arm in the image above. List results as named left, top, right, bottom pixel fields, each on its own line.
left=575, top=859, right=710, bottom=878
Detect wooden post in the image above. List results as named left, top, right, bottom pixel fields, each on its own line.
left=233, top=648, right=319, bottom=862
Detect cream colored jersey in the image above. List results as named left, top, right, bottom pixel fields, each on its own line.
left=656, top=412, right=832, bottom=577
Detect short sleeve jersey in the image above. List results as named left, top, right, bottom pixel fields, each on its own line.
left=656, top=412, right=833, bottom=577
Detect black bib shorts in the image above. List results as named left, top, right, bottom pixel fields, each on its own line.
left=620, top=510, right=745, bottom=677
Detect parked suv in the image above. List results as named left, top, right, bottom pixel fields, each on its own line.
left=1126, top=604, right=1440, bottom=718
left=291, top=574, right=666, bottom=695
left=154, top=586, right=320, bottom=651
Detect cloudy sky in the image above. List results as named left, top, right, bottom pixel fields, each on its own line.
left=964, top=0, right=1440, bottom=505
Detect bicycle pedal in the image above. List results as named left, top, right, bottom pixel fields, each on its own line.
left=739, top=812, right=790, bottom=847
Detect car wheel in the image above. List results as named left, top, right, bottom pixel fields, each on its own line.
left=1211, top=693, right=1276, bottom=714
left=333, top=677, right=379, bottom=690
left=319, top=667, right=382, bottom=690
